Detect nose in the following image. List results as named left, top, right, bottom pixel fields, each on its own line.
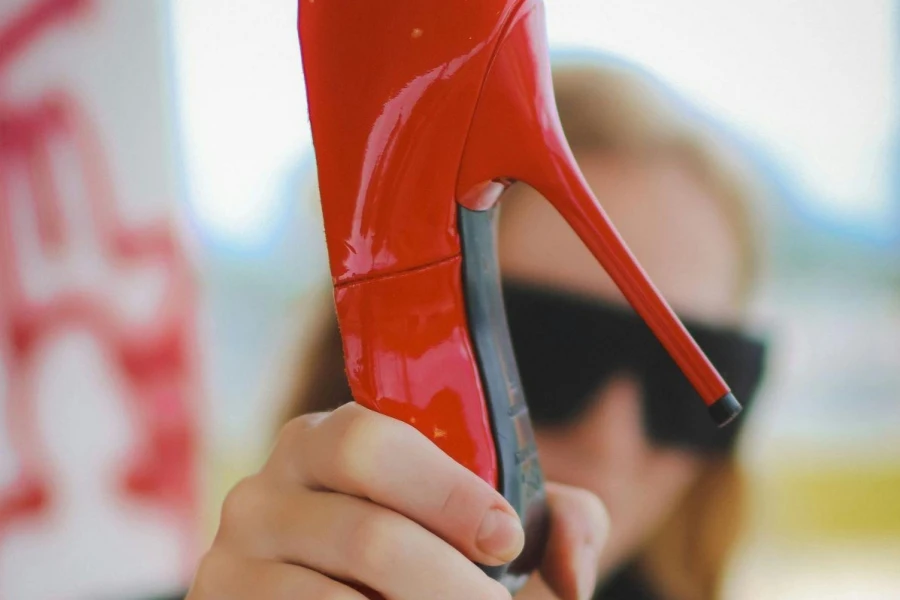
left=579, top=374, right=655, bottom=466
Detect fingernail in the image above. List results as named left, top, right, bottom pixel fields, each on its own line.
left=477, top=507, right=524, bottom=563
left=577, top=546, right=599, bottom=600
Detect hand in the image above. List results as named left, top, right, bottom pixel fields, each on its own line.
left=188, top=403, right=608, bottom=600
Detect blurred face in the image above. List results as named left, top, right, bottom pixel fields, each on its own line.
left=499, top=152, right=743, bottom=581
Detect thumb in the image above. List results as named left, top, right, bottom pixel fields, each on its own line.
left=516, top=483, right=609, bottom=600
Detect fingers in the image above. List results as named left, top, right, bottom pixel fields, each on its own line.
left=265, top=403, right=524, bottom=566
left=528, top=483, right=609, bottom=600
left=189, top=550, right=369, bottom=600
left=214, top=476, right=511, bottom=600
left=201, top=403, right=610, bottom=600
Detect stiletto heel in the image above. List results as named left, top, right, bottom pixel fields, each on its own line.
left=456, top=1, right=740, bottom=418
left=299, top=0, right=741, bottom=591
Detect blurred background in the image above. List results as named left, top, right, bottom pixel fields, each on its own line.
left=0, top=0, right=897, bottom=598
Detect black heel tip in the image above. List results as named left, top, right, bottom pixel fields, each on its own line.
left=709, top=393, right=742, bottom=427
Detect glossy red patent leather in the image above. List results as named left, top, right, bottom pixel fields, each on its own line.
left=300, top=0, right=519, bottom=285
left=335, top=256, right=496, bottom=484
left=299, top=0, right=524, bottom=486
left=299, top=0, right=733, bottom=491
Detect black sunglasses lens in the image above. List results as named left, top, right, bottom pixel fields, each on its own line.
left=502, top=281, right=766, bottom=453
left=504, top=284, right=619, bottom=424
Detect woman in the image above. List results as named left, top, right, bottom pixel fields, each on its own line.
left=188, top=61, right=767, bottom=600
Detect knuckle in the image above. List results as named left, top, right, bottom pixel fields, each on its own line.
left=278, top=414, right=319, bottom=445
left=437, top=479, right=467, bottom=519
left=220, top=475, right=268, bottom=533
left=437, top=478, right=481, bottom=534
left=346, top=512, right=402, bottom=578
left=268, top=414, right=326, bottom=483
left=329, top=410, right=386, bottom=486
left=437, top=474, right=500, bottom=543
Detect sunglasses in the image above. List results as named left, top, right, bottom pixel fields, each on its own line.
left=502, top=280, right=767, bottom=454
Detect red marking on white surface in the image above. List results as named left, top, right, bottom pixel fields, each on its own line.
left=0, top=0, right=91, bottom=75
left=0, top=0, right=200, bottom=588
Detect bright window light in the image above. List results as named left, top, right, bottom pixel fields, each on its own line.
left=170, top=1, right=897, bottom=248
left=170, top=0, right=311, bottom=251
left=546, top=0, right=897, bottom=237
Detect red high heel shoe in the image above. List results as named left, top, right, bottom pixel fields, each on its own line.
left=298, top=0, right=741, bottom=590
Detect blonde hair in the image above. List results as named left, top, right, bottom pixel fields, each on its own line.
left=284, top=59, right=765, bottom=600
left=550, top=61, right=762, bottom=599
left=551, top=61, right=764, bottom=303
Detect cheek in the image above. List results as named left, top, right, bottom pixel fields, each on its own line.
left=598, top=452, right=702, bottom=577
left=625, top=452, right=704, bottom=526
left=534, top=383, right=705, bottom=572
left=538, top=428, right=702, bottom=535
